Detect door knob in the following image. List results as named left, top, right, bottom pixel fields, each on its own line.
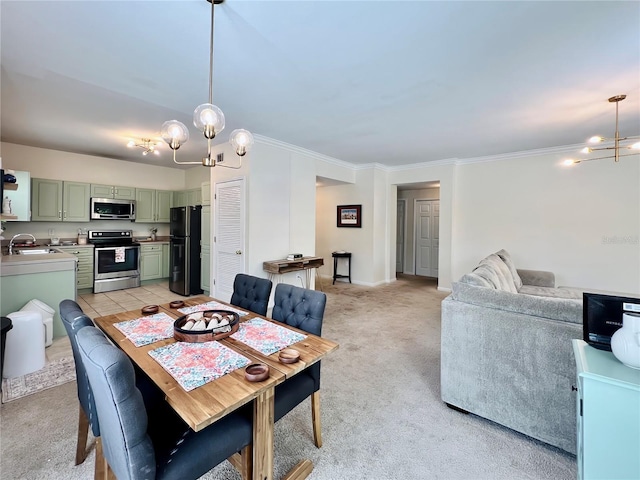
left=236, top=250, right=242, bottom=255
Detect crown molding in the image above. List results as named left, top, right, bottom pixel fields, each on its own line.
left=453, top=143, right=585, bottom=165
left=254, top=134, right=354, bottom=169
left=254, top=134, right=596, bottom=171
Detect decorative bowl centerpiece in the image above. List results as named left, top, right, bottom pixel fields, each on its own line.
left=169, top=300, right=185, bottom=309
left=141, top=305, right=159, bottom=314
left=174, top=310, right=240, bottom=343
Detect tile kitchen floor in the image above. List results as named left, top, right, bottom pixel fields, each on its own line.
left=53, top=281, right=200, bottom=357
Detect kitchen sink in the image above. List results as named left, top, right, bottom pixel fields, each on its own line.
left=15, top=248, right=63, bottom=255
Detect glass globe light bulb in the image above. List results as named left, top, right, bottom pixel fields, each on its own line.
left=229, top=129, right=254, bottom=156
left=589, top=136, right=603, bottom=144
left=631, top=142, right=640, bottom=150
left=563, top=159, right=577, bottom=166
left=127, top=140, right=136, bottom=148
left=194, top=103, right=225, bottom=139
left=161, top=120, right=189, bottom=150
left=581, top=147, right=592, bottom=154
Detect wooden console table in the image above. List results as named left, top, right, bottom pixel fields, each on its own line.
left=263, top=256, right=324, bottom=290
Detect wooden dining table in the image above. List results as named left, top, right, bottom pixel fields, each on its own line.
left=93, top=295, right=338, bottom=480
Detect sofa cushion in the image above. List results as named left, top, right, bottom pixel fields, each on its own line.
left=479, top=253, right=518, bottom=293
left=495, top=249, right=523, bottom=290
left=519, top=285, right=583, bottom=300
left=469, top=264, right=502, bottom=289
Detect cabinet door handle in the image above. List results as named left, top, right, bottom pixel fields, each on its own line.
left=58, top=210, right=62, bottom=219
left=63, top=210, right=67, bottom=219
left=571, top=385, right=578, bottom=392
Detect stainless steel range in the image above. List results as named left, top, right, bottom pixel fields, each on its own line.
left=89, top=230, right=141, bottom=293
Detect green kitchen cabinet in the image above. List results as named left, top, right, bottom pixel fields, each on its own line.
left=56, top=245, right=94, bottom=290
left=90, top=184, right=136, bottom=200
left=173, top=190, right=187, bottom=207
left=201, top=205, right=211, bottom=294
left=135, top=189, right=173, bottom=223
left=31, top=179, right=90, bottom=222
left=162, top=243, right=170, bottom=278
left=201, top=182, right=211, bottom=206
left=173, top=188, right=202, bottom=208
left=186, top=188, right=202, bottom=207
left=140, top=244, right=163, bottom=281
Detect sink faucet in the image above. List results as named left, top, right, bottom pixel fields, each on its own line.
left=8, top=233, right=37, bottom=255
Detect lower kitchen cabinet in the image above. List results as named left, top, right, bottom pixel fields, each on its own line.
left=162, top=243, right=170, bottom=278
left=56, top=245, right=94, bottom=290
left=140, top=244, right=163, bottom=281
left=572, top=340, right=640, bottom=480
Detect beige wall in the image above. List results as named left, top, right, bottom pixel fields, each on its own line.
left=451, top=152, right=640, bottom=293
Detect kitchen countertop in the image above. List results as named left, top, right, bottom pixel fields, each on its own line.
left=1, top=249, right=78, bottom=276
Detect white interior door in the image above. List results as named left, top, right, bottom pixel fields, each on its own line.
left=396, top=200, right=405, bottom=273
left=213, top=178, right=245, bottom=301
left=415, top=199, right=439, bottom=277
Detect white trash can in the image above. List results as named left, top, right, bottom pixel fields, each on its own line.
left=3, top=311, right=46, bottom=378
left=20, top=299, right=54, bottom=347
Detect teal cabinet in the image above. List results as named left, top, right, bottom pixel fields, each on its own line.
left=2, top=171, right=31, bottom=221
left=31, top=178, right=90, bottom=222
left=140, top=244, right=163, bottom=281
left=573, top=340, right=640, bottom=480
left=91, top=184, right=136, bottom=200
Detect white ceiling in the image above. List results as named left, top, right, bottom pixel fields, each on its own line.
left=1, top=1, right=639, bottom=170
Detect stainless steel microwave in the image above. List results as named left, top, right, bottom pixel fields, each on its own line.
left=90, top=198, right=136, bottom=220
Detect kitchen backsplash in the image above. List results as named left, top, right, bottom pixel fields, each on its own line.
left=1, top=219, right=169, bottom=242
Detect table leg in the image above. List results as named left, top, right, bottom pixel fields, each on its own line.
left=253, top=387, right=275, bottom=480
left=283, top=459, right=314, bottom=480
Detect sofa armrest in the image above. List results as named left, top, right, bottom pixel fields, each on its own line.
left=517, top=268, right=555, bottom=288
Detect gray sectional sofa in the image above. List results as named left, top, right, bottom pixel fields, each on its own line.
left=441, top=249, right=583, bottom=454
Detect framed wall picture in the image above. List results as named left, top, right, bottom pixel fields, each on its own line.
left=337, top=204, right=362, bottom=228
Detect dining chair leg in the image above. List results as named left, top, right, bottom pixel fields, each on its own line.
left=75, top=404, right=90, bottom=465
left=311, top=391, right=322, bottom=448
left=94, top=437, right=111, bottom=480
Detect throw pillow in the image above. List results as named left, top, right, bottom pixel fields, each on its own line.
left=495, top=249, right=523, bottom=290
left=479, top=254, right=518, bottom=293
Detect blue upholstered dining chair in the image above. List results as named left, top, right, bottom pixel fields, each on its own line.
left=271, top=283, right=327, bottom=447
left=59, top=299, right=101, bottom=466
left=230, top=273, right=273, bottom=316
left=76, top=325, right=254, bottom=480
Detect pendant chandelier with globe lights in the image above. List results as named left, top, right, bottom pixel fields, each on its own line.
left=563, top=95, right=640, bottom=166
left=160, top=0, right=254, bottom=167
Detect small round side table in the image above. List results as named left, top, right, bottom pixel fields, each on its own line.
left=332, top=252, right=352, bottom=284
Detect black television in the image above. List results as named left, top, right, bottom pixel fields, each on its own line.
left=583, top=291, right=640, bottom=351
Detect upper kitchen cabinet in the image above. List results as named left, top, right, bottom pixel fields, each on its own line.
left=173, top=188, right=202, bottom=207
left=90, top=184, right=136, bottom=200
left=32, top=178, right=91, bottom=222
left=2, top=170, right=31, bottom=221
left=135, top=189, right=172, bottom=223
left=201, top=182, right=211, bottom=206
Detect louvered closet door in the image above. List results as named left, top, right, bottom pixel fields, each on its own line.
left=214, top=179, right=245, bottom=301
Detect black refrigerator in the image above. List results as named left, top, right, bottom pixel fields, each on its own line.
left=169, top=205, right=203, bottom=296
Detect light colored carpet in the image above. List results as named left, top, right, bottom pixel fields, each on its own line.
left=0, top=275, right=576, bottom=479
